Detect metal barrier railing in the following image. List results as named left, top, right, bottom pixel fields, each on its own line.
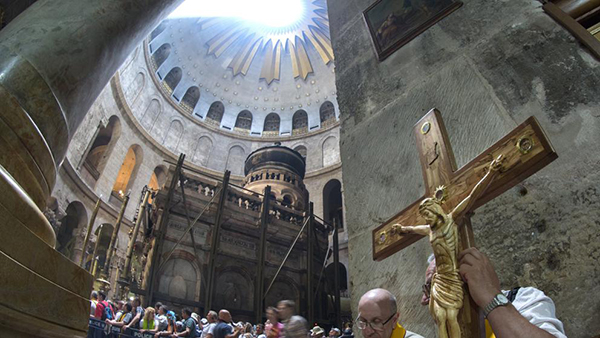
left=88, top=318, right=156, bottom=338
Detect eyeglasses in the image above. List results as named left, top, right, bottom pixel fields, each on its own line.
left=355, top=313, right=395, bottom=331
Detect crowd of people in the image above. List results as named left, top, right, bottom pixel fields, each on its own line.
left=90, top=248, right=567, bottom=338
left=90, top=294, right=352, bottom=338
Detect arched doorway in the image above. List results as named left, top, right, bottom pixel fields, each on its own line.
left=158, top=256, right=201, bottom=303
left=80, top=115, right=121, bottom=187
left=148, top=165, right=168, bottom=204
left=110, top=145, right=143, bottom=205
left=264, top=279, right=300, bottom=310
left=323, top=179, right=343, bottom=230
left=85, top=223, right=114, bottom=273
left=57, top=201, right=88, bottom=260
left=325, top=262, right=348, bottom=292
left=214, top=269, right=254, bottom=312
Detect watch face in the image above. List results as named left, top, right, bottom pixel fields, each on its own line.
left=497, top=294, right=509, bottom=305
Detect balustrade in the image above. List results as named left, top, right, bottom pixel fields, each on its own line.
left=270, top=202, right=304, bottom=226
left=245, top=169, right=303, bottom=188
left=226, top=187, right=262, bottom=212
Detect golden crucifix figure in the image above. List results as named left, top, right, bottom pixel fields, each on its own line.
left=396, top=154, right=504, bottom=338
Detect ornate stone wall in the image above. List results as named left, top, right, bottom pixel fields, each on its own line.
left=328, top=0, right=600, bottom=336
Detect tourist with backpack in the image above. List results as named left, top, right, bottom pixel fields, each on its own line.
left=93, top=291, right=114, bottom=320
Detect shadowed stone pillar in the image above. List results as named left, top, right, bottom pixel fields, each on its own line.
left=0, top=1, right=183, bottom=337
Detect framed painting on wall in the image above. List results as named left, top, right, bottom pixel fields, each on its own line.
left=363, top=0, right=463, bottom=61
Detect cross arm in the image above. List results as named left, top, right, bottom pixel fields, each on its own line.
left=372, top=115, right=557, bottom=261
left=398, top=224, right=431, bottom=236
left=372, top=198, right=426, bottom=261
left=451, top=155, right=503, bottom=219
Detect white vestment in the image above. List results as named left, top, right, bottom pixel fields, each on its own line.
left=505, top=287, right=567, bottom=338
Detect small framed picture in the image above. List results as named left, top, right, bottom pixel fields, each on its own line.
left=363, top=0, right=463, bottom=61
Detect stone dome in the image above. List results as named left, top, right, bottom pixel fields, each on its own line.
left=143, top=0, right=340, bottom=139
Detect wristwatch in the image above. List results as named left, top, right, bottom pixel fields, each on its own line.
left=483, top=293, right=510, bottom=318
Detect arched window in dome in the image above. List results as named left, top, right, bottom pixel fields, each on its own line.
left=206, top=101, right=224, bottom=125
left=322, top=136, right=340, bottom=167
left=163, top=120, right=184, bottom=152
left=80, top=115, right=121, bottom=188
left=125, top=72, right=145, bottom=106
left=292, top=110, right=308, bottom=135
left=294, top=145, right=307, bottom=162
left=180, top=86, right=200, bottom=113
left=263, top=113, right=280, bottom=136
left=150, top=21, right=167, bottom=41
left=110, top=145, right=143, bottom=205
left=193, top=136, right=213, bottom=166
left=140, top=99, right=162, bottom=131
left=225, top=146, right=246, bottom=175
left=163, top=67, right=182, bottom=93
left=320, top=101, right=336, bottom=127
left=152, top=43, right=171, bottom=69
left=234, top=110, right=253, bottom=133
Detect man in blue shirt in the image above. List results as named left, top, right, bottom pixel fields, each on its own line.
left=213, top=310, right=243, bottom=338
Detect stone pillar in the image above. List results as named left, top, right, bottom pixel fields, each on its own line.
left=0, top=1, right=183, bottom=337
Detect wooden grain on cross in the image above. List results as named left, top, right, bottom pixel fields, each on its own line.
left=373, top=108, right=557, bottom=261
left=372, top=108, right=557, bottom=337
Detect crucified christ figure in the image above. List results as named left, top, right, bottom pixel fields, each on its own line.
left=396, top=154, right=504, bottom=338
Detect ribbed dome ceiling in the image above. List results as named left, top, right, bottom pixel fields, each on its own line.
left=144, top=0, right=340, bottom=139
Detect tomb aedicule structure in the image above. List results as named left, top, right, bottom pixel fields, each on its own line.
left=243, top=144, right=309, bottom=210
left=124, top=145, right=333, bottom=323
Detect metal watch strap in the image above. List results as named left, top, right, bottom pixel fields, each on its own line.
left=483, top=294, right=508, bottom=318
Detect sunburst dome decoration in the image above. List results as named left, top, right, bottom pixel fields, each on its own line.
left=170, top=0, right=333, bottom=85
left=144, top=0, right=339, bottom=137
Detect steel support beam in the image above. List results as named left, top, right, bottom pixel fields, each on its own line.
left=307, top=202, right=314, bottom=325
left=147, top=154, right=185, bottom=306
left=204, top=170, right=231, bottom=312
left=255, top=186, right=271, bottom=323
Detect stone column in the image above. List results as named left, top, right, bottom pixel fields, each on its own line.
left=0, top=1, right=183, bottom=337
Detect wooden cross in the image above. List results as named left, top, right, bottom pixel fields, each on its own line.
left=372, top=108, right=557, bottom=337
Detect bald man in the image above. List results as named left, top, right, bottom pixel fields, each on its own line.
left=357, top=289, right=424, bottom=338
left=213, top=310, right=242, bottom=338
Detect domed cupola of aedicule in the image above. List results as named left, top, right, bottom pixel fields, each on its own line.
left=243, top=143, right=307, bottom=210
